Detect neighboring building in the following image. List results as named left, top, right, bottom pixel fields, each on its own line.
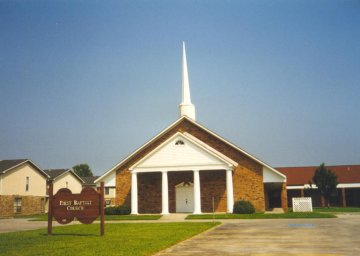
left=84, top=175, right=115, bottom=206
left=81, top=176, right=99, bottom=189
left=94, top=172, right=116, bottom=206
left=95, top=44, right=287, bottom=214
left=0, top=159, right=49, bottom=216
left=44, top=169, right=84, bottom=194
left=277, top=165, right=360, bottom=207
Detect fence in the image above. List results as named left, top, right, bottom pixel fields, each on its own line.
left=292, top=197, right=313, bottom=212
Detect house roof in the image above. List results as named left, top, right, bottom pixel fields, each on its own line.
left=0, top=159, right=28, bottom=173
left=96, top=116, right=285, bottom=183
left=81, top=176, right=99, bottom=185
left=43, top=169, right=84, bottom=183
left=276, top=165, right=360, bottom=185
left=0, top=159, right=49, bottom=178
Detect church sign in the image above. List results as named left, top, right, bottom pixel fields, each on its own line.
left=47, top=181, right=105, bottom=236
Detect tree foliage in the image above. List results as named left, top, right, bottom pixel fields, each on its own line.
left=72, top=163, right=93, bottom=177
left=312, top=163, right=338, bottom=207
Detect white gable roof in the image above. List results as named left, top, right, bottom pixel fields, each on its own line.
left=130, top=132, right=237, bottom=172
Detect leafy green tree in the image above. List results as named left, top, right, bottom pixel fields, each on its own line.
left=72, top=163, right=93, bottom=177
left=312, top=163, right=338, bottom=207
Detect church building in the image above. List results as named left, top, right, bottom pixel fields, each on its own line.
left=96, top=43, right=287, bottom=214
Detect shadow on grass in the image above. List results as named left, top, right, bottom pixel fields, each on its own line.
left=41, top=233, right=98, bottom=237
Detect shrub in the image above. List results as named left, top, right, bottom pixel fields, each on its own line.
left=117, top=205, right=131, bottom=215
left=104, top=205, right=131, bottom=215
left=233, top=200, right=255, bottom=214
left=104, top=206, right=117, bottom=215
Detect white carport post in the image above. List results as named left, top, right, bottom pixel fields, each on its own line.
left=226, top=169, right=234, bottom=213
left=193, top=169, right=202, bottom=214
left=161, top=171, right=169, bottom=214
left=131, top=172, right=138, bottom=214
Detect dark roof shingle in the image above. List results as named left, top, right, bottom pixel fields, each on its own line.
left=43, top=169, right=69, bottom=179
left=81, top=176, right=99, bottom=185
left=276, top=165, right=360, bottom=185
left=0, top=159, right=29, bottom=173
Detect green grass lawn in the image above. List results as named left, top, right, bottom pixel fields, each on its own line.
left=186, top=212, right=336, bottom=219
left=0, top=222, right=219, bottom=256
left=15, top=214, right=162, bottom=221
left=102, top=215, right=162, bottom=220
left=313, top=207, right=360, bottom=212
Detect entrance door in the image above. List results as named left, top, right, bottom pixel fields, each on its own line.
left=176, top=182, right=194, bottom=213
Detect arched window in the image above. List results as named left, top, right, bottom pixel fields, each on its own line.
left=175, top=140, right=185, bottom=146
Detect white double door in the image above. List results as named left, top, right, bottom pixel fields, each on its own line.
left=175, top=182, right=194, bottom=213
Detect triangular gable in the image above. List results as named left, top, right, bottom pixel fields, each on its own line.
left=130, top=132, right=237, bottom=172
left=46, top=169, right=85, bottom=184
left=96, top=116, right=285, bottom=182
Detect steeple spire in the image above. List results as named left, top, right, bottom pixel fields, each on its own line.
left=179, top=42, right=196, bottom=120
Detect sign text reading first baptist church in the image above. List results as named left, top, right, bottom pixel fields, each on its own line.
left=59, top=198, right=93, bottom=211
left=48, top=182, right=105, bottom=236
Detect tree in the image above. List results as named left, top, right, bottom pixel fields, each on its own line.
left=312, top=163, right=338, bottom=207
left=72, top=163, right=93, bottom=177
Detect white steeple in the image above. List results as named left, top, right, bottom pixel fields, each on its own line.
left=179, top=42, right=196, bottom=120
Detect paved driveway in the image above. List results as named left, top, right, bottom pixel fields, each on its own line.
left=156, top=214, right=360, bottom=255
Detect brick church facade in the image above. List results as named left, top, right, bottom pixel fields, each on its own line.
left=96, top=43, right=287, bottom=214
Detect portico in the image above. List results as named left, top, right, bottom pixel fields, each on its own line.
left=130, top=168, right=234, bottom=215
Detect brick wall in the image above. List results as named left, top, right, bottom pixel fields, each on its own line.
left=115, top=168, right=131, bottom=206
left=233, top=165, right=265, bottom=212
left=200, top=170, right=227, bottom=212
left=138, top=172, right=161, bottom=213
left=22, top=196, right=46, bottom=215
left=0, top=195, right=14, bottom=216
left=0, top=195, right=45, bottom=217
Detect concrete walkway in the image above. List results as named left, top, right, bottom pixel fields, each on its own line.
left=0, top=218, right=67, bottom=233
left=156, top=214, right=360, bottom=255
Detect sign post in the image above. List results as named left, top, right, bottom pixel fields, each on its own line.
left=47, top=179, right=53, bottom=235
left=48, top=181, right=105, bottom=236
left=100, top=182, right=105, bottom=236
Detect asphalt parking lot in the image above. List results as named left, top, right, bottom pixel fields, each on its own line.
left=156, top=214, right=360, bottom=255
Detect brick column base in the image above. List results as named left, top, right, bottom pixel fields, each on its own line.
left=281, top=182, right=288, bottom=212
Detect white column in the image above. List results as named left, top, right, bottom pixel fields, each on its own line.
left=193, top=170, right=201, bottom=214
left=131, top=172, right=138, bottom=215
left=161, top=171, right=169, bottom=215
left=226, top=169, right=234, bottom=213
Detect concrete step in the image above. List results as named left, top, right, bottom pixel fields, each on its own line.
left=160, top=213, right=188, bottom=221
left=265, top=208, right=284, bottom=214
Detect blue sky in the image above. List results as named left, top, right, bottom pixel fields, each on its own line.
left=1, top=1, right=359, bottom=175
